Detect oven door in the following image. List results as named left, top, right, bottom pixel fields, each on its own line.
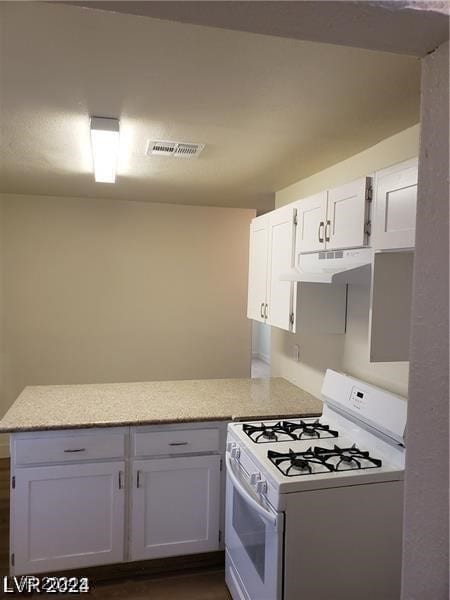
left=225, top=452, right=283, bottom=600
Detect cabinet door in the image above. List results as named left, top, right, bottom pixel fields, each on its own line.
left=373, top=158, right=418, bottom=250
left=295, top=191, right=328, bottom=253
left=266, top=205, right=297, bottom=331
left=327, top=177, right=371, bottom=250
left=12, top=461, right=125, bottom=575
left=130, top=455, right=221, bottom=561
left=369, top=251, right=414, bottom=361
left=247, top=214, right=269, bottom=322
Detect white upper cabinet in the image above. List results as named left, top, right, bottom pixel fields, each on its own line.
left=296, top=178, right=371, bottom=253
left=295, top=191, right=328, bottom=254
left=246, top=206, right=297, bottom=332
left=246, top=205, right=346, bottom=333
left=327, top=178, right=371, bottom=250
left=373, top=158, right=418, bottom=250
left=266, top=205, right=297, bottom=331
left=247, top=214, right=269, bottom=323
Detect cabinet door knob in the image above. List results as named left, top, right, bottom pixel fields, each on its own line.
left=318, top=221, right=325, bottom=243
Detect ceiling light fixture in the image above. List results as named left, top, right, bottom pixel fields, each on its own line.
left=90, top=117, right=120, bottom=183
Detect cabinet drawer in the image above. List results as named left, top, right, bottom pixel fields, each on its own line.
left=14, top=430, right=126, bottom=465
left=133, top=427, right=220, bottom=457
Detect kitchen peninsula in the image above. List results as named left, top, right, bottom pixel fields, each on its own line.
left=0, top=377, right=321, bottom=576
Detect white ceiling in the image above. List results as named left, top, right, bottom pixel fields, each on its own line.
left=0, top=2, right=421, bottom=209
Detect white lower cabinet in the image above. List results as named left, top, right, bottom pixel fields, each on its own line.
left=12, top=461, right=125, bottom=575
left=10, top=424, right=225, bottom=575
left=130, top=455, right=221, bottom=560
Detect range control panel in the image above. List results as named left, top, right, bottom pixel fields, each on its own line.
left=350, top=387, right=367, bottom=410
left=322, top=369, right=407, bottom=443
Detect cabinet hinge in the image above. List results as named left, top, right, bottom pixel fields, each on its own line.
left=11, top=476, right=15, bottom=489
left=367, top=185, right=373, bottom=202
left=11, top=553, right=15, bottom=567
left=289, top=312, right=295, bottom=326
left=364, top=220, right=372, bottom=236
left=218, top=530, right=222, bottom=543
left=293, top=210, right=298, bottom=226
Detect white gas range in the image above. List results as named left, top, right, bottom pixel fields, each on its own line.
left=225, top=369, right=407, bottom=600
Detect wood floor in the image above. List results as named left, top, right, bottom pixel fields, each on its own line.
left=0, top=458, right=231, bottom=598
left=84, top=569, right=230, bottom=599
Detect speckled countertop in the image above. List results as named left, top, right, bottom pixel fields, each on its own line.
left=0, top=377, right=322, bottom=433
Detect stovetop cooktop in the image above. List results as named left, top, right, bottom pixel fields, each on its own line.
left=243, top=419, right=339, bottom=443
left=229, top=414, right=404, bottom=489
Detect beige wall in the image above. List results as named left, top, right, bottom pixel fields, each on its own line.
left=0, top=194, right=254, bottom=452
left=0, top=200, right=3, bottom=428
left=272, top=124, right=420, bottom=398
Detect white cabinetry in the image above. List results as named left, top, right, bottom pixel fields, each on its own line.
left=373, top=158, right=418, bottom=250
left=296, top=178, right=371, bottom=254
left=247, top=207, right=297, bottom=331
left=266, top=205, right=297, bottom=331
left=247, top=214, right=269, bottom=322
left=327, top=178, right=371, bottom=250
left=12, top=461, right=125, bottom=575
left=10, top=423, right=225, bottom=575
left=130, top=455, right=220, bottom=560
left=247, top=205, right=347, bottom=333
left=295, top=191, right=327, bottom=253
left=369, top=158, right=418, bottom=361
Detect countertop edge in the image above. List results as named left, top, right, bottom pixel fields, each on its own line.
left=0, top=410, right=323, bottom=434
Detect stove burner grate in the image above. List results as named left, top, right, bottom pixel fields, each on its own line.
left=243, top=422, right=297, bottom=443
left=283, top=419, right=339, bottom=440
left=268, top=444, right=382, bottom=477
left=314, top=444, right=383, bottom=471
left=243, top=419, right=339, bottom=443
left=268, top=447, right=334, bottom=477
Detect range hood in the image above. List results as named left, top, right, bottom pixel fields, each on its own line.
left=281, top=247, right=373, bottom=285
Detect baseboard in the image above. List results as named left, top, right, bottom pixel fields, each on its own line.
left=252, top=352, right=270, bottom=365
left=35, top=551, right=225, bottom=584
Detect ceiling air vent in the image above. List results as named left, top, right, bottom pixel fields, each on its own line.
left=146, top=140, right=205, bottom=159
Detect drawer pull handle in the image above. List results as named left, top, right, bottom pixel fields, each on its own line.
left=169, top=441, right=189, bottom=446
left=137, top=470, right=141, bottom=488
left=118, top=471, right=124, bottom=490
left=63, top=448, right=86, bottom=453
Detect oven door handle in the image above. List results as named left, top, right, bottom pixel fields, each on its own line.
left=226, top=454, right=277, bottom=527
